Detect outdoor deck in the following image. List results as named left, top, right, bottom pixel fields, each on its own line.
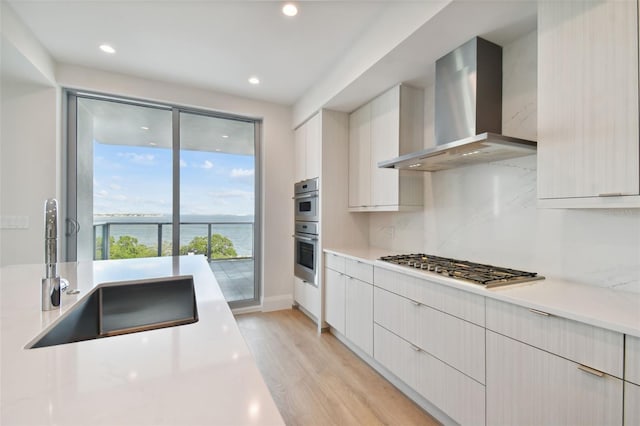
left=209, top=258, right=255, bottom=302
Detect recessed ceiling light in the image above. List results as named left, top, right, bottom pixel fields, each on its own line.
left=141, top=126, right=149, bottom=130
left=248, top=76, right=260, bottom=85
left=149, top=142, right=157, bottom=146
left=99, top=44, right=116, bottom=54
left=215, top=149, right=221, bottom=152
left=282, top=3, right=298, bottom=17
left=222, top=135, right=229, bottom=139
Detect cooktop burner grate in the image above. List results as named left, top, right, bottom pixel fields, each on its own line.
left=379, top=254, right=544, bottom=288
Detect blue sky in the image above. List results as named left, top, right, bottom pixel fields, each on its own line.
left=93, top=142, right=255, bottom=216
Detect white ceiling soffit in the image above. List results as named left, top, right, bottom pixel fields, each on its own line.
left=312, top=0, right=538, bottom=116
left=0, top=36, right=52, bottom=90
left=7, top=0, right=426, bottom=106
left=80, top=97, right=255, bottom=155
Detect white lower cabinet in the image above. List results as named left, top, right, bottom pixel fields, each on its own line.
left=325, top=253, right=631, bottom=426
left=625, top=381, right=640, bottom=426
left=625, top=335, right=640, bottom=385
left=486, top=330, right=623, bottom=426
left=323, top=253, right=373, bottom=357
left=374, top=286, right=485, bottom=383
left=375, top=324, right=485, bottom=426
left=294, top=277, right=320, bottom=320
left=345, top=276, right=373, bottom=356
left=324, top=268, right=345, bottom=335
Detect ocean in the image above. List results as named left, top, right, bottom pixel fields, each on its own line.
left=94, top=214, right=254, bottom=257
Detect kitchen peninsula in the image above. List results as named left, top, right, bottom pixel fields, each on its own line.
left=0, top=255, right=284, bottom=425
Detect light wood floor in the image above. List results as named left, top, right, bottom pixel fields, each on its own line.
left=236, top=309, right=440, bottom=426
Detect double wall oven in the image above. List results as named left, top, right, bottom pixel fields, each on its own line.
left=293, top=178, right=319, bottom=286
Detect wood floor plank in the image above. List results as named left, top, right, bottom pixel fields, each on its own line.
left=236, top=309, right=440, bottom=426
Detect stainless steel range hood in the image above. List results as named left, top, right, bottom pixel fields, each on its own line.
left=379, top=37, right=537, bottom=172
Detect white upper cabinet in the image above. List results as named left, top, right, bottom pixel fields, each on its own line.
left=537, top=0, right=640, bottom=207
left=348, top=84, right=424, bottom=212
left=294, top=112, right=321, bottom=182
left=348, top=104, right=371, bottom=208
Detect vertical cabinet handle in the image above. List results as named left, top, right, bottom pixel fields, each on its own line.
left=577, top=364, right=605, bottom=378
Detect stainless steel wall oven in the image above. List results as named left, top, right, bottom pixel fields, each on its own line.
left=294, top=178, right=319, bottom=222
left=293, top=178, right=319, bottom=286
left=293, top=221, right=319, bottom=286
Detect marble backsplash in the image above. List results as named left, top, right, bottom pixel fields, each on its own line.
left=369, top=30, right=640, bottom=294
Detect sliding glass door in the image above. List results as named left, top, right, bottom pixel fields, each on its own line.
left=65, top=92, right=261, bottom=307
left=179, top=111, right=258, bottom=303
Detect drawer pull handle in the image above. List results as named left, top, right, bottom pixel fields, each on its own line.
left=598, top=192, right=623, bottom=197
left=528, top=308, right=551, bottom=317
left=578, top=364, right=605, bottom=378
left=410, top=300, right=421, bottom=307
left=410, top=344, right=421, bottom=352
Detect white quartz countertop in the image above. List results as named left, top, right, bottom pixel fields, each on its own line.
left=0, top=256, right=284, bottom=426
left=324, top=247, right=640, bottom=337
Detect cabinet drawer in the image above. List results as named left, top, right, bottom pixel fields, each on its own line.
left=374, top=325, right=485, bottom=426
left=625, top=381, right=640, bottom=426
left=625, top=335, right=640, bottom=385
left=487, top=331, right=623, bottom=426
left=325, top=252, right=345, bottom=273
left=374, top=267, right=485, bottom=326
left=345, top=258, right=373, bottom=283
left=374, top=287, right=485, bottom=383
left=486, top=299, right=623, bottom=377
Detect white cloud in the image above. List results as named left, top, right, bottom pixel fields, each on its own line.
left=180, top=159, right=187, bottom=168
left=96, top=190, right=109, bottom=198
left=117, top=152, right=156, bottom=165
left=201, top=160, right=213, bottom=169
left=109, top=183, right=122, bottom=190
left=230, top=168, right=254, bottom=178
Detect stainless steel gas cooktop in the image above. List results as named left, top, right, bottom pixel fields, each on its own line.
left=379, top=254, right=544, bottom=288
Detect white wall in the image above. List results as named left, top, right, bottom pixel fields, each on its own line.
left=368, top=31, right=640, bottom=294
left=0, top=79, right=59, bottom=266
left=55, top=64, right=295, bottom=303
left=1, top=2, right=60, bottom=266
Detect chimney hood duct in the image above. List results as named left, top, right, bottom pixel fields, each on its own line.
left=378, top=37, right=536, bottom=172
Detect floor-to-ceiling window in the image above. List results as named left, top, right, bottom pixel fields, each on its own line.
left=65, top=92, right=261, bottom=307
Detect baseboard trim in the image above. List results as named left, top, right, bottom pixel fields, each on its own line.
left=262, top=294, right=293, bottom=312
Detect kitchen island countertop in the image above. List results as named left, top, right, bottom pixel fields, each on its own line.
left=325, top=247, right=640, bottom=337
left=0, top=255, right=284, bottom=425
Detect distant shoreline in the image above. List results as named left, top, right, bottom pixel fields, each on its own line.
left=94, top=213, right=163, bottom=218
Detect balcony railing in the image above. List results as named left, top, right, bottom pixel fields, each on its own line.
left=93, top=221, right=254, bottom=261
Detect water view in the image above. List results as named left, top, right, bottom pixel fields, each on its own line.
left=94, top=214, right=254, bottom=258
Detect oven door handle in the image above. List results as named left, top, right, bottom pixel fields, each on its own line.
left=292, top=234, right=318, bottom=242
left=292, top=193, right=318, bottom=200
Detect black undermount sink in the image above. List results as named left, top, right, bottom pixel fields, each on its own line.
left=28, top=275, right=198, bottom=349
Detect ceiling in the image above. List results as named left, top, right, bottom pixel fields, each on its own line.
left=7, top=0, right=433, bottom=106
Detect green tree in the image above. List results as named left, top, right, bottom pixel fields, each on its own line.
left=109, top=235, right=156, bottom=259
left=180, top=234, right=238, bottom=259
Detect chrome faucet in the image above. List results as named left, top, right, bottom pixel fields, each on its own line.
left=42, top=198, right=66, bottom=310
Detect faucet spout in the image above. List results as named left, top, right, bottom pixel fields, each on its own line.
left=42, top=198, right=61, bottom=310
